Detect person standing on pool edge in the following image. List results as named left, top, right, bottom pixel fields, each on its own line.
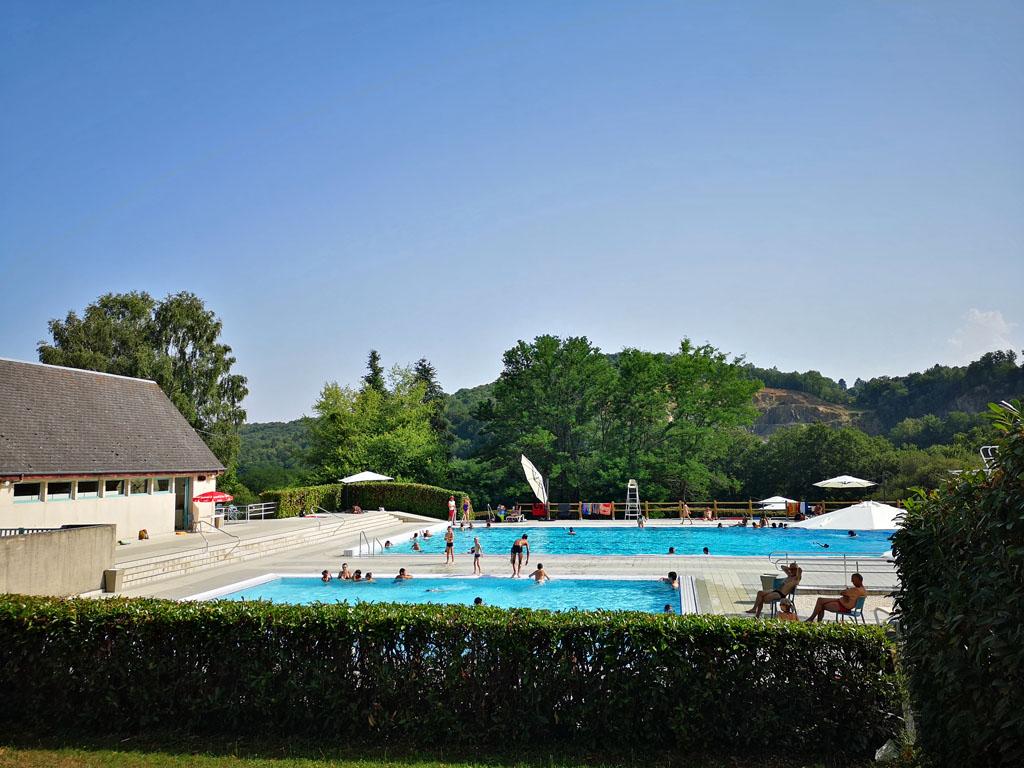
left=448, top=495, right=456, bottom=523
left=510, top=533, right=530, bottom=577
left=472, top=536, right=482, bottom=574
left=444, top=526, right=455, bottom=564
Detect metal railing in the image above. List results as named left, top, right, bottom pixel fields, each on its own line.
left=195, top=519, right=240, bottom=556
left=222, top=502, right=279, bottom=524
left=358, top=531, right=385, bottom=557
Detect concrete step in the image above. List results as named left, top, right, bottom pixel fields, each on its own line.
left=110, top=513, right=413, bottom=591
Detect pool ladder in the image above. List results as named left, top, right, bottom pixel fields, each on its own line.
left=359, top=531, right=385, bottom=556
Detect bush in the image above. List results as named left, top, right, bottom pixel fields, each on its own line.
left=261, top=481, right=469, bottom=519
left=892, top=400, right=1024, bottom=767
left=0, top=595, right=900, bottom=761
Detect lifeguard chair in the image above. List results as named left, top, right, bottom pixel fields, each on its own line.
left=624, top=479, right=642, bottom=520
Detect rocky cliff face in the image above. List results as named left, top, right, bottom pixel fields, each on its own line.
left=753, top=388, right=854, bottom=436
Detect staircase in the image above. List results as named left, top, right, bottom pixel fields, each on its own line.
left=108, top=512, right=413, bottom=592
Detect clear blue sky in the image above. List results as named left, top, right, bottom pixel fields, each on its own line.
left=2, top=1, right=1022, bottom=422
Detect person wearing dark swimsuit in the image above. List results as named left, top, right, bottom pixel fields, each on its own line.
left=444, top=526, right=455, bottom=565
left=510, top=533, right=529, bottom=577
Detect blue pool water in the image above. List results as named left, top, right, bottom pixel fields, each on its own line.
left=219, top=576, right=679, bottom=613
left=399, top=525, right=894, bottom=557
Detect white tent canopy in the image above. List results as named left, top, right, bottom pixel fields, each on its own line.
left=757, top=495, right=797, bottom=510
left=339, top=471, right=394, bottom=484
left=813, top=475, right=876, bottom=489
left=790, top=500, right=903, bottom=530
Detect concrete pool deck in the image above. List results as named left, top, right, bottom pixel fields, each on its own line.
left=114, top=517, right=898, bottom=624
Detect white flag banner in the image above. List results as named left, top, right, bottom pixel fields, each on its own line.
left=520, top=454, right=548, bottom=504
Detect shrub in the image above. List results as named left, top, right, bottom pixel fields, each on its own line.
left=261, top=481, right=469, bottom=520
left=892, top=400, right=1024, bottom=767
left=0, top=596, right=900, bottom=761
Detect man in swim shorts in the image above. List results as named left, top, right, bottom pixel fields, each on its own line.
left=510, top=533, right=530, bottom=577
left=746, top=562, right=802, bottom=618
left=805, top=573, right=866, bottom=622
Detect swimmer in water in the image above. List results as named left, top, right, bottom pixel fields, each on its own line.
left=528, top=563, right=550, bottom=583
left=568, top=527, right=577, bottom=535
left=668, top=546, right=676, bottom=554
left=848, top=530, right=857, bottom=537
left=702, top=546, right=710, bottom=555
left=394, top=568, right=413, bottom=581
left=661, top=571, right=679, bottom=588
left=364, top=572, right=374, bottom=582
left=321, top=570, right=332, bottom=583
left=338, top=563, right=352, bottom=580
left=474, top=596, right=484, bottom=606
left=663, top=604, right=675, bottom=614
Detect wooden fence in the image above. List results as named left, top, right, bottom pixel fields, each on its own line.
left=513, top=499, right=903, bottom=520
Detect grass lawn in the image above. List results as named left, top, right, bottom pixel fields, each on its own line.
left=0, top=745, right=886, bottom=768
left=0, top=733, right=891, bottom=768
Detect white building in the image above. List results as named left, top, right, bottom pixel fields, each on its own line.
left=0, top=358, right=224, bottom=539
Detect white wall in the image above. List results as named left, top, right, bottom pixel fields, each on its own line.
left=0, top=475, right=215, bottom=539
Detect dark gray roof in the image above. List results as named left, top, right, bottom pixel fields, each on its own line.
left=0, top=358, right=225, bottom=477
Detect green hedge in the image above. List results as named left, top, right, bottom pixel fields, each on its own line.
left=0, top=595, right=900, bottom=760
left=893, top=400, right=1024, bottom=767
left=261, top=481, right=469, bottom=519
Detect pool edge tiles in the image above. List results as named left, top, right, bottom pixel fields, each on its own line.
left=184, top=573, right=696, bottom=614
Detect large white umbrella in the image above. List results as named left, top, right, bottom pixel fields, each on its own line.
left=790, top=500, right=903, bottom=530
left=757, top=495, right=797, bottom=511
left=339, top=471, right=394, bottom=483
left=813, top=475, right=877, bottom=489
left=520, top=454, right=548, bottom=504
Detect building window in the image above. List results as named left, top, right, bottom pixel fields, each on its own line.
left=153, top=478, right=171, bottom=493
left=129, top=479, right=149, bottom=495
left=46, top=481, right=72, bottom=501
left=104, top=479, right=125, bottom=497
left=76, top=480, right=99, bottom=499
left=13, top=482, right=41, bottom=503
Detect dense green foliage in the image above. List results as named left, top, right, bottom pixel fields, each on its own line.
left=892, top=401, right=1024, bottom=767
left=38, top=291, right=249, bottom=472
left=0, top=595, right=900, bottom=760
left=458, top=337, right=760, bottom=503
left=237, top=420, right=312, bottom=493
left=307, top=363, right=449, bottom=487
left=239, top=341, right=1018, bottom=506
left=261, top=481, right=466, bottom=519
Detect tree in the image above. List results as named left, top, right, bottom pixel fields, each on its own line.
left=38, top=291, right=248, bottom=469
left=412, top=357, right=452, bottom=446
left=308, top=366, right=448, bottom=486
left=660, top=340, right=762, bottom=499
left=362, top=350, right=386, bottom=393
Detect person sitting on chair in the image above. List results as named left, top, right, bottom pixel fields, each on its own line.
left=805, top=574, right=866, bottom=622
left=746, top=562, right=802, bottom=618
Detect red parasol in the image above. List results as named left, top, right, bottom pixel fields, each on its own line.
left=192, top=491, right=234, bottom=503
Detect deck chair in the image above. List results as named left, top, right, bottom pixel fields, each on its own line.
left=767, top=577, right=799, bottom=618
left=504, top=505, right=525, bottom=523
left=530, top=502, right=548, bottom=520
left=980, top=445, right=999, bottom=473
left=829, top=596, right=867, bottom=625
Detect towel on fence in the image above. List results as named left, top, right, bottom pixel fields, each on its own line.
left=531, top=503, right=548, bottom=519
left=598, top=502, right=614, bottom=517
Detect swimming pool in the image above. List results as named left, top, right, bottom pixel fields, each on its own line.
left=398, top=525, right=894, bottom=557
left=213, top=575, right=682, bottom=613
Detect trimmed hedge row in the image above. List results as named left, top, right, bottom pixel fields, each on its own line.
left=892, top=401, right=1024, bottom=767
left=0, top=595, right=900, bottom=760
left=261, top=481, right=469, bottom=519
